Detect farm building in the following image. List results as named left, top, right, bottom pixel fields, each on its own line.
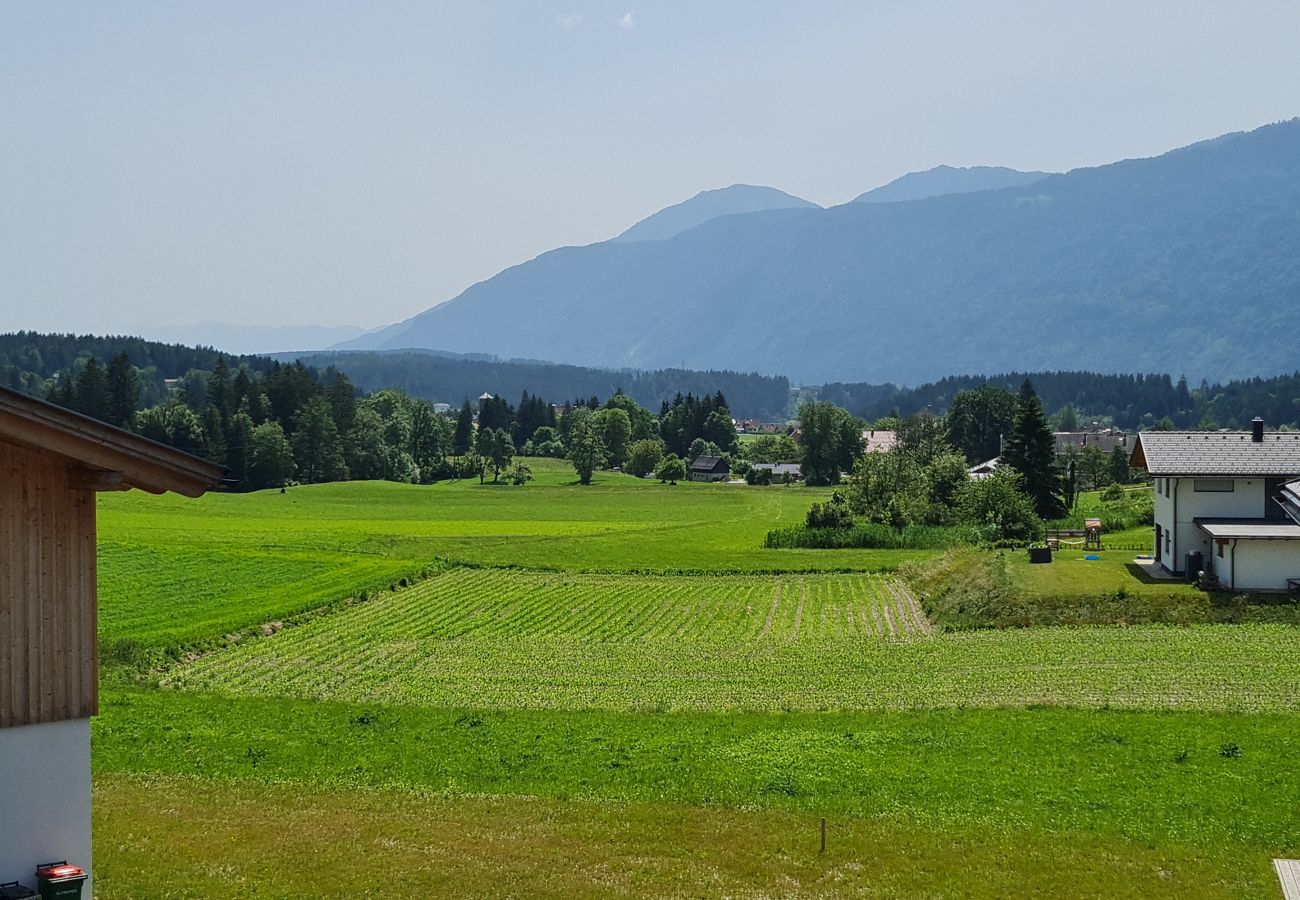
left=862, top=429, right=897, bottom=454
left=749, top=462, right=802, bottom=481
left=688, top=455, right=730, bottom=482
left=0, top=387, right=224, bottom=893
left=1130, top=420, right=1300, bottom=590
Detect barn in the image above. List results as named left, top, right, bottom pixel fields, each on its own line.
left=687, top=455, right=730, bottom=482
left=0, top=386, right=224, bottom=893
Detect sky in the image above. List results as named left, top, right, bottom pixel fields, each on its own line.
left=3, top=1, right=1300, bottom=342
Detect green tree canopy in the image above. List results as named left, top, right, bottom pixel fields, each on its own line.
left=945, top=385, right=1017, bottom=464
left=654, top=453, right=686, bottom=485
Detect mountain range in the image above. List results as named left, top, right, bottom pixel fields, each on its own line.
left=337, top=120, right=1300, bottom=384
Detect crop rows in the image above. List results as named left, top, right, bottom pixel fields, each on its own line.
left=166, top=569, right=1300, bottom=712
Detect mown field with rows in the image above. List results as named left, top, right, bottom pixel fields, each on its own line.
left=166, top=567, right=1300, bottom=712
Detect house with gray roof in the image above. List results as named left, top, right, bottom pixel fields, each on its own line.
left=1130, top=419, right=1300, bottom=590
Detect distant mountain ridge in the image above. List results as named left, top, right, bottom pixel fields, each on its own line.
left=613, top=184, right=819, bottom=243
left=852, top=164, right=1051, bottom=203
left=337, top=120, right=1300, bottom=384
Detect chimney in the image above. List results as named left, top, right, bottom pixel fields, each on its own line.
left=1251, top=417, right=1264, bottom=443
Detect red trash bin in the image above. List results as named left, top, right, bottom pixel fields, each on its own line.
left=33, top=864, right=85, bottom=900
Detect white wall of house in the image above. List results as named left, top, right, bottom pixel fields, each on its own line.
left=1218, top=539, right=1300, bottom=591
left=1154, top=476, right=1267, bottom=572
left=0, top=719, right=92, bottom=894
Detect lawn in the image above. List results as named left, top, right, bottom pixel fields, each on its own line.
left=92, top=772, right=1280, bottom=899
left=92, top=692, right=1299, bottom=897
left=95, top=773, right=1276, bottom=899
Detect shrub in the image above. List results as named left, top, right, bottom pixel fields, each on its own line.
left=506, top=463, right=533, bottom=485
left=806, top=492, right=854, bottom=529
left=765, top=523, right=983, bottom=550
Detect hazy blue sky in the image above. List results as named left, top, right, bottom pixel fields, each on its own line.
left=4, top=2, right=1299, bottom=338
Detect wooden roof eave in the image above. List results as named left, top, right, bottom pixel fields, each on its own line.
left=0, top=389, right=225, bottom=497
left=1129, top=436, right=1148, bottom=471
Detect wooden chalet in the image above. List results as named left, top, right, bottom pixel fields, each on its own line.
left=0, top=386, right=224, bottom=892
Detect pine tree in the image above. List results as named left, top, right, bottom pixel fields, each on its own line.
left=106, top=352, right=140, bottom=428
left=207, top=356, right=233, bottom=419
left=1002, top=380, right=1065, bottom=519
left=453, top=401, right=474, bottom=456
left=75, top=356, right=111, bottom=421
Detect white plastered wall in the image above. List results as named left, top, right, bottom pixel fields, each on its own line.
left=1228, top=539, right=1300, bottom=591
left=0, top=719, right=92, bottom=894
left=1157, top=477, right=1266, bottom=573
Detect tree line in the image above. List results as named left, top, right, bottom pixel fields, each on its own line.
left=820, top=369, right=1300, bottom=432
left=31, top=343, right=747, bottom=491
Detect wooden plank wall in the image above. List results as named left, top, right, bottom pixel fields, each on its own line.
left=0, top=439, right=98, bottom=727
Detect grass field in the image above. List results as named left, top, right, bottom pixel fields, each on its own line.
left=91, top=470, right=1300, bottom=896
left=95, top=773, right=1275, bottom=899
left=99, top=460, right=929, bottom=653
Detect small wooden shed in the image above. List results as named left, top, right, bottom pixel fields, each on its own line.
left=0, top=386, right=224, bottom=891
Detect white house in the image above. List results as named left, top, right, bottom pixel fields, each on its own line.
left=968, top=457, right=1001, bottom=481
left=0, top=387, right=223, bottom=894
left=1130, top=419, right=1300, bottom=590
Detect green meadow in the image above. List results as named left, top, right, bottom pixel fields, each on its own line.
left=91, top=463, right=1300, bottom=897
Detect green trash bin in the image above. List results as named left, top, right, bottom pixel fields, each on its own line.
left=33, top=864, right=85, bottom=900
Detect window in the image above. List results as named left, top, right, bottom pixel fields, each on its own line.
left=1217, top=541, right=1225, bottom=558
left=1165, top=478, right=1171, bottom=498
left=1194, top=479, right=1234, bottom=492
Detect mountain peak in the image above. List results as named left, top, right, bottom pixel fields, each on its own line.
left=853, top=165, right=1051, bottom=204
left=613, top=184, right=819, bottom=243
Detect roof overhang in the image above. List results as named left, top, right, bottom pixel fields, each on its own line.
left=0, top=387, right=225, bottom=497
left=1194, top=517, right=1300, bottom=541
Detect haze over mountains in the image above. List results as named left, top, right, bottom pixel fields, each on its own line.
left=337, top=120, right=1300, bottom=384
left=613, top=185, right=820, bottom=243
left=852, top=165, right=1050, bottom=203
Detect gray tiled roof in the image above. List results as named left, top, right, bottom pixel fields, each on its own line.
left=1132, top=431, right=1300, bottom=476
left=689, top=455, right=727, bottom=472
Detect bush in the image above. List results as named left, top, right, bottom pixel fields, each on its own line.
left=765, top=523, right=983, bottom=550
left=746, top=466, right=773, bottom=486
left=806, top=492, right=854, bottom=529
left=956, top=472, right=1043, bottom=544
left=506, top=463, right=533, bottom=485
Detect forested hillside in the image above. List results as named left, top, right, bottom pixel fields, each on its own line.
left=342, top=119, right=1300, bottom=384
left=292, top=350, right=791, bottom=420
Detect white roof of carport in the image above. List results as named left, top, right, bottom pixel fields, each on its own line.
left=1195, top=518, right=1300, bottom=540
